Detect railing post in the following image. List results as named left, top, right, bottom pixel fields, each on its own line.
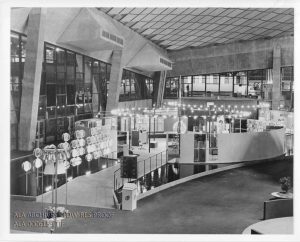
left=156, top=154, right=157, bottom=169
left=114, top=173, right=115, bottom=191
left=166, top=149, right=168, bottom=163
left=161, top=152, right=162, bottom=167
left=150, top=157, right=151, bottom=172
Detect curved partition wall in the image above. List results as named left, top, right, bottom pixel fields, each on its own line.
left=218, top=128, right=285, bottom=163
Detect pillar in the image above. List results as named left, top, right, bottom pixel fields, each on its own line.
left=106, top=50, right=123, bottom=112
left=18, top=8, right=46, bottom=151
left=152, top=71, right=166, bottom=107
left=272, top=45, right=282, bottom=110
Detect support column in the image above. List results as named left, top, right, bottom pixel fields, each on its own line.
left=106, top=50, right=123, bottom=113
left=18, top=8, right=46, bottom=151
left=272, top=45, right=282, bottom=110
left=153, top=71, right=166, bottom=107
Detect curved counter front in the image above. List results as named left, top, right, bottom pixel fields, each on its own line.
left=217, top=128, right=285, bottom=163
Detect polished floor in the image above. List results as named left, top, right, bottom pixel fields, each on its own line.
left=11, top=157, right=293, bottom=234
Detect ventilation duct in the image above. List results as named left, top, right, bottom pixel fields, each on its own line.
left=57, top=8, right=124, bottom=51
left=126, top=43, right=172, bottom=72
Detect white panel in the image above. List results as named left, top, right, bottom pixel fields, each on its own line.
left=218, top=128, right=285, bottom=163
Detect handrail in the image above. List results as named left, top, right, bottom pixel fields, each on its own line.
left=11, top=153, right=34, bottom=162
left=137, top=150, right=166, bottom=164
left=11, top=150, right=119, bottom=196
left=113, top=149, right=167, bottom=191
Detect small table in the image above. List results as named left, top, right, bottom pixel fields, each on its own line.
left=271, top=192, right=293, bottom=199
left=242, top=217, right=293, bottom=234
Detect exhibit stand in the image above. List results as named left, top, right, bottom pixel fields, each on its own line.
left=75, top=117, right=118, bottom=160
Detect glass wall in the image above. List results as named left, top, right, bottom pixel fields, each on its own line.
left=233, top=71, right=247, bottom=96
left=10, top=31, right=27, bottom=150
left=219, top=73, right=233, bottom=96
left=206, top=74, right=219, bottom=94
left=119, top=69, right=154, bottom=102
left=247, top=69, right=267, bottom=99
left=39, top=42, right=111, bottom=144
left=181, top=76, right=192, bottom=97
left=164, top=69, right=273, bottom=100
left=192, top=75, right=205, bottom=96
left=164, top=77, right=179, bottom=98
left=281, top=66, right=294, bottom=107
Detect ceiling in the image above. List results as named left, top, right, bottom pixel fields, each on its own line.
left=97, top=8, right=294, bottom=51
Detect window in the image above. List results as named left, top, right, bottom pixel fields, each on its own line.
left=233, top=72, right=247, bottom=96
left=248, top=69, right=266, bottom=99
left=130, top=72, right=137, bottom=98
left=165, top=69, right=272, bottom=100
left=119, top=69, right=154, bottom=101
left=192, top=75, right=205, bottom=96
left=164, top=77, right=179, bottom=99
left=84, top=57, right=93, bottom=112
left=39, top=42, right=110, bottom=143
left=146, top=78, right=153, bottom=98
left=219, top=73, right=233, bottom=96
left=206, top=74, right=219, bottom=93
left=181, top=76, right=192, bottom=97
left=120, top=70, right=130, bottom=100
left=281, top=66, right=293, bottom=92
left=10, top=31, right=27, bottom=150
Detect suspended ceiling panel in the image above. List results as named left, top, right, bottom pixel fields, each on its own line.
left=58, top=8, right=124, bottom=51
left=98, top=8, right=293, bottom=50
left=126, top=43, right=172, bottom=72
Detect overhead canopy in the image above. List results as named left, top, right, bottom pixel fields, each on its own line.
left=58, top=8, right=124, bottom=51
left=126, top=43, right=172, bottom=72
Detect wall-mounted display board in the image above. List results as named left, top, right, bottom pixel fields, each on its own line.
left=247, top=119, right=266, bottom=132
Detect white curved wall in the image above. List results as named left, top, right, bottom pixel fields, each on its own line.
left=218, top=128, right=285, bottom=163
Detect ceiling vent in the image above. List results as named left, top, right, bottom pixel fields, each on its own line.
left=101, top=30, right=124, bottom=47
left=159, top=57, right=172, bottom=68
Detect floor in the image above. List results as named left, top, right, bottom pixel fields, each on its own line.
left=36, top=139, right=167, bottom=208
left=11, top=157, right=293, bottom=234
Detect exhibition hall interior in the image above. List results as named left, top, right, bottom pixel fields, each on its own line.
left=10, top=7, right=294, bottom=234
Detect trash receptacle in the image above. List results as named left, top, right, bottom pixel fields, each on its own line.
left=122, top=183, right=137, bottom=211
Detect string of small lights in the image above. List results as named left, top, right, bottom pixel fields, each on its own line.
left=110, top=101, right=270, bottom=120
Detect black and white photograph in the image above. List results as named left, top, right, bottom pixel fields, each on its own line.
left=1, top=0, right=299, bottom=241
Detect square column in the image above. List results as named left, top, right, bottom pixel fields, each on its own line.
left=272, top=45, right=282, bottom=110
left=18, top=8, right=46, bottom=151
left=106, top=50, right=123, bottom=112
left=152, top=71, right=166, bottom=107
